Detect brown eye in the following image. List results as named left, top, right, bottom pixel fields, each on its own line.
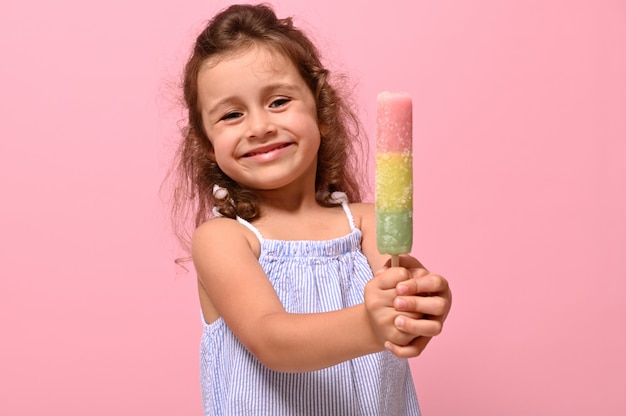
left=220, top=111, right=243, bottom=121
left=269, top=98, right=290, bottom=108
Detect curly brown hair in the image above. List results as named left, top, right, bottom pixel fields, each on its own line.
left=170, top=3, right=366, bottom=250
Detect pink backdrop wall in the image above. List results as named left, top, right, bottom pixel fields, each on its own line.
left=1, top=0, right=624, bottom=414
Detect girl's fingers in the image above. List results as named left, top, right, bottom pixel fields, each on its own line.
left=384, top=336, right=432, bottom=359
left=394, top=295, right=448, bottom=317
left=387, top=255, right=425, bottom=270
left=393, top=314, right=443, bottom=337
left=396, top=272, right=449, bottom=296
left=373, top=266, right=413, bottom=290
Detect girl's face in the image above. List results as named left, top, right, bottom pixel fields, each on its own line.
left=197, top=44, right=320, bottom=193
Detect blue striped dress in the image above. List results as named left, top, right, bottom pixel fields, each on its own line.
left=200, top=201, right=420, bottom=415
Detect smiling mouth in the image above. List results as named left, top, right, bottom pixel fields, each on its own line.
left=243, top=143, right=292, bottom=157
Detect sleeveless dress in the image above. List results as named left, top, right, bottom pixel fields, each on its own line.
left=200, top=199, right=421, bottom=415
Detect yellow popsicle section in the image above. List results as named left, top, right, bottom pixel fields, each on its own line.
left=375, top=152, right=413, bottom=211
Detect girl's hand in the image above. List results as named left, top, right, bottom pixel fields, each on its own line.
left=363, top=266, right=423, bottom=348
left=386, top=259, right=452, bottom=358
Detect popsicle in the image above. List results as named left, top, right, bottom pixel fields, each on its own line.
left=375, top=92, right=413, bottom=267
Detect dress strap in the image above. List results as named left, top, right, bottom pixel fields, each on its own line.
left=236, top=192, right=355, bottom=241
left=341, top=201, right=356, bottom=231
left=329, top=191, right=356, bottom=231
left=236, top=216, right=264, bottom=243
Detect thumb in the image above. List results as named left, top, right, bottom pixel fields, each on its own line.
left=373, top=266, right=412, bottom=290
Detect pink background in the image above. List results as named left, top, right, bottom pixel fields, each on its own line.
left=1, top=0, right=624, bottom=414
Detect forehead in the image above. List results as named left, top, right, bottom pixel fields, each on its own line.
left=200, top=44, right=296, bottom=81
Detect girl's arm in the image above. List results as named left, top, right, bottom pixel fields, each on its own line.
left=192, top=217, right=411, bottom=373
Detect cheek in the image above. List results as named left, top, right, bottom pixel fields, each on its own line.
left=210, top=141, right=237, bottom=176
left=203, top=126, right=224, bottom=158
left=309, top=121, right=322, bottom=150
left=211, top=144, right=228, bottom=166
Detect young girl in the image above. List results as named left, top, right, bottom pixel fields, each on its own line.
left=172, top=4, right=452, bottom=415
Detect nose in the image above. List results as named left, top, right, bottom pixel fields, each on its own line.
left=246, top=109, right=276, bottom=140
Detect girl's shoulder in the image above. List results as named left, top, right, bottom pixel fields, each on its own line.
left=346, top=202, right=375, bottom=241
left=347, top=202, right=375, bottom=229
left=192, top=216, right=261, bottom=259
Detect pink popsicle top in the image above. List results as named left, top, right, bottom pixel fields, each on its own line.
left=376, top=92, right=413, bottom=153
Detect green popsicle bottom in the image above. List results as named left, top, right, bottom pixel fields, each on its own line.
left=376, top=210, right=413, bottom=255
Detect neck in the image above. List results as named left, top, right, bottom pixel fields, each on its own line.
left=256, top=187, right=319, bottom=217
left=248, top=187, right=350, bottom=241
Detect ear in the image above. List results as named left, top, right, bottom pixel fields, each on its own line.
left=203, top=134, right=216, bottom=161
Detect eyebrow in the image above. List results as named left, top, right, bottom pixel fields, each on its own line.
left=206, top=97, right=237, bottom=118
left=263, top=82, right=300, bottom=94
